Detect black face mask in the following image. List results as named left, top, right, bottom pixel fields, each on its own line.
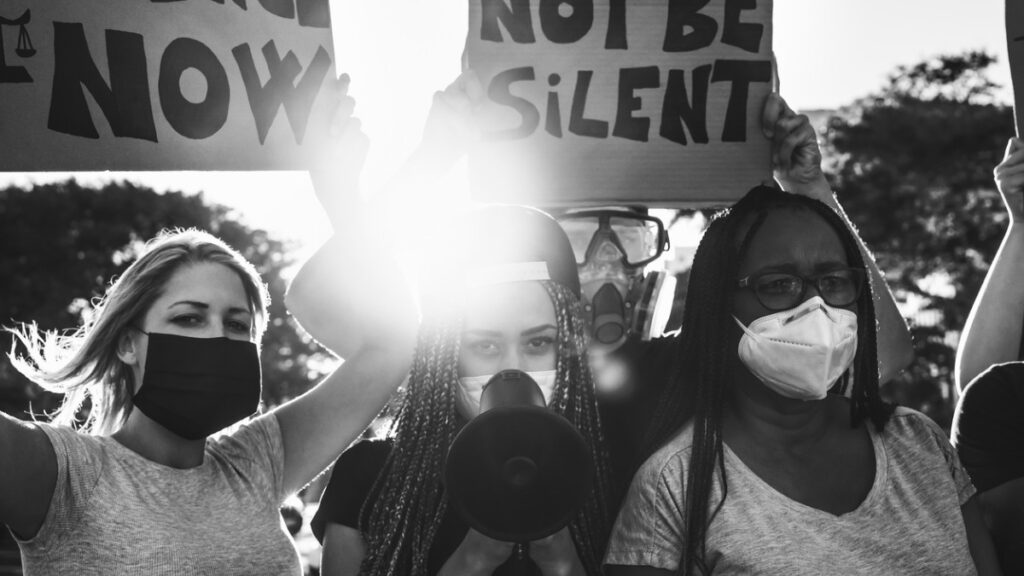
left=132, top=332, right=262, bottom=441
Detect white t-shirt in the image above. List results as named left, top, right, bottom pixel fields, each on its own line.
left=15, top=414, right=300, bottom=576
left=605, top=407, right=977, bottom=575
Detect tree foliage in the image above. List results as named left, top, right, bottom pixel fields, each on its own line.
left=824, top=51, right=1015, bottom=427
left=0, top=180, right=331, bottom=419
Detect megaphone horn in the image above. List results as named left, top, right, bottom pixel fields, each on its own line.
left=445, top=370, right=594, bottom=544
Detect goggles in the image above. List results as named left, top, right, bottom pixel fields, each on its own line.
left=558, top=210, right=670, bottom=268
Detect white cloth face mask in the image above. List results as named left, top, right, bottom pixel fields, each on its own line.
left=456, top=370, right=557, bottom=417
left=734, top=296, right=858, bottom=401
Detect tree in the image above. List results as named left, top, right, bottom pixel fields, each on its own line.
left=0, top=180, right=333, bottom=420
left=824, top=51, right=1015, bottom=427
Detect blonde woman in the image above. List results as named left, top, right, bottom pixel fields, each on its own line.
left=0, top=85, right=414, bottom=575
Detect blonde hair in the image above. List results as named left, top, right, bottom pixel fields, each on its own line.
left=7, top=229, right=270, bottom=435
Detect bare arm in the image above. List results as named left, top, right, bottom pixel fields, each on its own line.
left=276, top=77, right=418, bottom=494
left=956, top=138, right=1024, bottom=391
left=320, top=523, right=365, bottom=576
left=285, top=76, right=417, bottom=358
left=963, top=494, right=1004, bottom=576
left=764, top=93, right=913, bottom=383
left=0, top=413, right=57, bottom=539
left=274, top=342, right=411, bottom=495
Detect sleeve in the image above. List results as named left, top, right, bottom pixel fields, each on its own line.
left=603, top=451, right=687, bottom=571
left=17, top=424, right=104, bottom=549
left=310, top=440, right=391, bottom=543
left=914, top=410, right=977, bottom=506
left=211, top=413, right=287, bottom=504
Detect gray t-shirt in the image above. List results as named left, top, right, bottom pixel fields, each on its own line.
left=605, top=407, right=977, bottom=575
left=15, top=413, right=301, bottom=576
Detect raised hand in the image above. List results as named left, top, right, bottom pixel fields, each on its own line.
left=310, top=73, right=370, bottom=230
left=762, top=92, right=827, bottom=199
left=418, top=69, right=485, bottom=169
left=994, top=137, right=1024, bottom=224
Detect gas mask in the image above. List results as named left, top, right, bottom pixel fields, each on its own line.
left=558, top=209, right=673, bottom=351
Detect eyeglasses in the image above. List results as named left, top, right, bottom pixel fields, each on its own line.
left=736, top=268, right=866, bottom=311
left=557, top=210, right=670, bottom=267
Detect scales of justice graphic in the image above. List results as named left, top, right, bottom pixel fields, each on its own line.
left=0, top=8, right=34, bottom=83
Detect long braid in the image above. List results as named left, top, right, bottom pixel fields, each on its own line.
left=639, top=187, right=895, bottom=576
left=542, top=281, right=612, bottom=575
left=360, top=312, right=462, bottom=576
left=360, top=282, right=611, bottom=576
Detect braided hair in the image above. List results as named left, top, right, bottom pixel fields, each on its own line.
left=358, top=279, right=612, bottom=576
left=641, top=186, right=894, bottom=575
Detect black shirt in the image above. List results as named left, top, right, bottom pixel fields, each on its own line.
left=311, top=333, right=679, bottom=572
left=311, top=439, right=469, bottom=575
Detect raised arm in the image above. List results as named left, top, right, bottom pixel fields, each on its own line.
left=955, top=137, right=1024, bottom=391
left=275, top=76, right=419, bottom=494
left=763, top=94, right=913, bottom=383
left=0, top=413, right=57, bottom=539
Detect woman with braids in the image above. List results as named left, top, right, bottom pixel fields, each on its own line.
left=602, top=106, right=1002, bottom=574
left=309, top=204, right=611, bottom=576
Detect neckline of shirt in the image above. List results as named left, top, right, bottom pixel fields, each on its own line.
left=720, top=424, right=889, bottom=520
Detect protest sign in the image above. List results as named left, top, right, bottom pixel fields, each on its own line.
left=1008, top=0, right=1024, bottom=136
left=466, top=0, right=774, bottom=207
left=0, top=0, right=336, bottom=171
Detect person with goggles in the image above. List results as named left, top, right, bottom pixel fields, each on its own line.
left=557, top=209, right=673, bottom=351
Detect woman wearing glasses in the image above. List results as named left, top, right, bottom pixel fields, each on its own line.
left=602, top=118, right=1001, bottom=573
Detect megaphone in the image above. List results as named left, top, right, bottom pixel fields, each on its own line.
left=445, top=370, right=594, bottom=545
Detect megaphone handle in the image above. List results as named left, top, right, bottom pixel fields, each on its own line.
left=492, top=542, right=542, bottom=576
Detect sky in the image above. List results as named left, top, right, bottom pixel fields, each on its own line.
left=2, top=0, right=1014, bottom=254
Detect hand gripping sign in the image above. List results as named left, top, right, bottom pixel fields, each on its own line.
left=465, top=0, right=774, bottom=207
left=0, top=0, right=336, bottom=171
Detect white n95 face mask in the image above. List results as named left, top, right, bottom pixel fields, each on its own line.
left=735, top=296, right=858, bottom=401
left=456, top=370, right=557, bottom=417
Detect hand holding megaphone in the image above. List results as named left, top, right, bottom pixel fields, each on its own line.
left=437, top=528, right=514, bottom=575
left=445, top=370, right=593, bottom=575
left=438, top=527, right=582, bottom=576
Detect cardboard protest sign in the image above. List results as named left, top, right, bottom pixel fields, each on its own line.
left=0, top=0, right=336, bottom=171
left=466, top=0, right=773, bottom=207
left=1008, top=0, right=1024, bottom=136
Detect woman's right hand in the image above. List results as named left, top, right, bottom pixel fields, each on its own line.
left=994, top=137, right=1024, bottom=225
left=438, top=528, right=515, bottom=576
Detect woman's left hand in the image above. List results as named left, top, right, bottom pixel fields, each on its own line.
left=309, top=73, right=370, bottom=229
left=530, top=527, right=586, bottom=576
left=762, top=93, right=828, bottom=200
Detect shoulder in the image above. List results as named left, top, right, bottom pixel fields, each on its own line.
left=958, top=362, right=1024, bottom=414
left=633, top=422, right=694, bottom=489
left=206, top=413, right=287, bottom=501
left=883, top=406, right=946, bottom=441
left=211, top=412, right=283, bottom=453
left=881, top=406, right=962, bottom=468
left=311, top=438, right=393, bottom=542
left=324, top=438, right=393, bottom=493
left=33, top=420, right=105, bottom=453
left=338, top=437, right=393, bottom=466
left=31, top=420, right=108, bottom=475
